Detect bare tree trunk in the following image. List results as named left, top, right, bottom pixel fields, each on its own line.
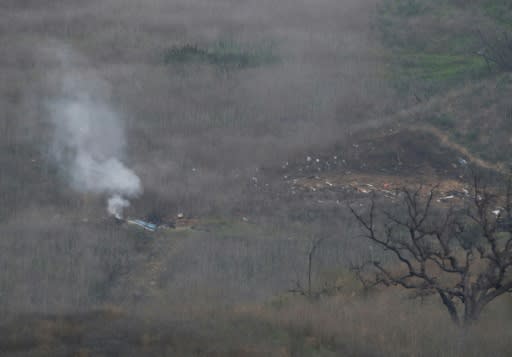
left=307, top=249, right=313, bottom=297
left=307, top=236, right=325, bottom=297
left=464, top=303, right=483, bottom=326
left=438, top=290, right=460, bottom=325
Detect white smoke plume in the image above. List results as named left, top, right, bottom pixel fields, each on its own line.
left=108, top=195, right=131, bottom=220
left=47, top=44, right=142, bottom=218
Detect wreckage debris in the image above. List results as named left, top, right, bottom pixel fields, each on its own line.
left=127, top=219, right=158, bottom=232
left=118, top=211, right=198, bottom=232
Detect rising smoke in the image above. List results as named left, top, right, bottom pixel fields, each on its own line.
left=107, top=195, right=131, bottom=220
left=47, top=45, right=142, bottom=218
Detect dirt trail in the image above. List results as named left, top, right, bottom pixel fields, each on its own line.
left=408, top=125, right=506, bottom=174
left=350, top=80, right=507, bottom=176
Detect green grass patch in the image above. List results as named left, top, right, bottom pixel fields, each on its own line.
left=391, top=52, right=489, bottom=95
left=164, top=40, right=280, bottom=70
left=397, top=53, right=487, bottom=79
left=376, top=0, right=511, bottom=97
left=483, top=1, right=512, bottom=29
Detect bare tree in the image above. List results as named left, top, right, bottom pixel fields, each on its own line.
left=350, top=179, right=512, bottom=326
left=289, top=236, right=326, bottom=297
left=477, top=29, right=512, bottom=72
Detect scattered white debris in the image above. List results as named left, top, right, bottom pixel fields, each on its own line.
left=457, top=157, right=468, bottom=166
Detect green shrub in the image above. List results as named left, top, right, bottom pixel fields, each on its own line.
left=163, top=44, right=209, bottom=64
left=164, top=40, right=279, bottom=70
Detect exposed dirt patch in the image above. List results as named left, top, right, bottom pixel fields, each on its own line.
left=275, top=125, right=497, bottom=207
left=293, top=173, right=468, bottom=198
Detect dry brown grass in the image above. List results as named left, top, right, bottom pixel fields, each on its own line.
left=237, top=288, right=512, bottom=356
left=1, top=291, right=511, bottom=356
left=1, top=1, right=511, bottom=356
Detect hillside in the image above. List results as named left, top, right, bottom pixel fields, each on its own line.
left=375, top=0, right=512, bottom=166
left=1, top=1, right=512, bottom=356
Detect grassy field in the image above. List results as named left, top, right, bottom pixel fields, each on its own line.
left=2, top=287, right=511, bottom=356
left=375, top=0, right=512, bottom=166
left=1, top=0, right=512, bottom=356
left=377, top=0, right=512, bottom=95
